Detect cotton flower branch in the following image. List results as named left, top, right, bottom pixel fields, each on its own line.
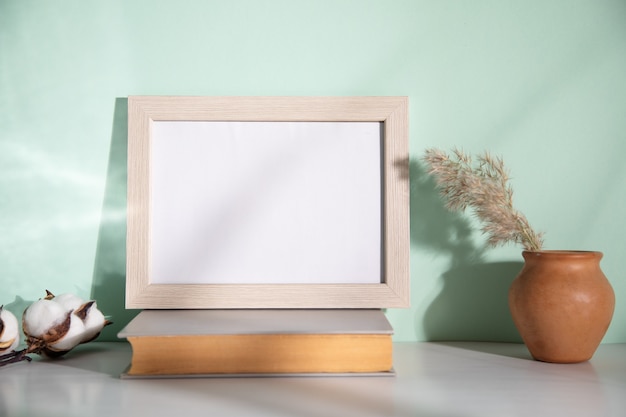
left=0, top=348, right=32, bottom=366
left=422, top=148, right=544, bottom=252
left=0, top=291, right=112, bottom=367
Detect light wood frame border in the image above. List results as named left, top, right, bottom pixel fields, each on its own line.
left=126, top=96, right=409, bottom=309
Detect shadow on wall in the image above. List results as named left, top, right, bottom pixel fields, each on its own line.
left=410, top=158, right=523, bottom=342
left=90, top=98, right=140, bottom=341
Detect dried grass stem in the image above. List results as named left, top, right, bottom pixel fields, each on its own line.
left=423, top=148, right=543, bottom=251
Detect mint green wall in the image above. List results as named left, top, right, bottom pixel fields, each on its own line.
left=1, top=1, right=625, bottom=343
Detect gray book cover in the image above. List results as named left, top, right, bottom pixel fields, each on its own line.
left=118, top=309, right=393, bottom=338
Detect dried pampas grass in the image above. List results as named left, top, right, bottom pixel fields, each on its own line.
left=422, top=148, right=543, bottom=252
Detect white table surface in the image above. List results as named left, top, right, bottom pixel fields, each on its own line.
left=1, top=341, right=624, bottom=417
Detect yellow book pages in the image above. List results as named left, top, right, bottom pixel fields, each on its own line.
left=126, top=334, right=392, bottom=375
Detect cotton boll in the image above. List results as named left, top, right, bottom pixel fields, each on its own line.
left=22, top=299, right=68, bottom=339
left=0, top=306, right=19, bottom=353
left=74, top=301, right=110, bottom=343
left=51, top=293, right=86, bottom=312
left=46, top=312, right=86, bottom=353
left=20, top=293, right=112, bottom=358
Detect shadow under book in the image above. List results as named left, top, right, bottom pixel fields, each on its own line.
left=117, top=309, right=394, bottom=378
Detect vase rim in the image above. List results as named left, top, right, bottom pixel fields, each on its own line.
left=522, top=250, right=603, bottom=258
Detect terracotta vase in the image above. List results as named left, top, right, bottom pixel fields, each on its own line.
left=508, top=250, right=615, bottom=363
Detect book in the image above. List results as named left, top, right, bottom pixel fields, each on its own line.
left=117, top=309, right=394, bottom=377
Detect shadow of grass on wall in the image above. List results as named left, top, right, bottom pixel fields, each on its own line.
left=410, top=158, right=523, bottom=342
left=424, top=262, right=523, bottom=342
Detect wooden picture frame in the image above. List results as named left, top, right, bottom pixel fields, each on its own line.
left=126, top=96, right=409, bottom=308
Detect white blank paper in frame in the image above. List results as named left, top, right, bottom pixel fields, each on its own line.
left=150, top=121, right=383, bottom=285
